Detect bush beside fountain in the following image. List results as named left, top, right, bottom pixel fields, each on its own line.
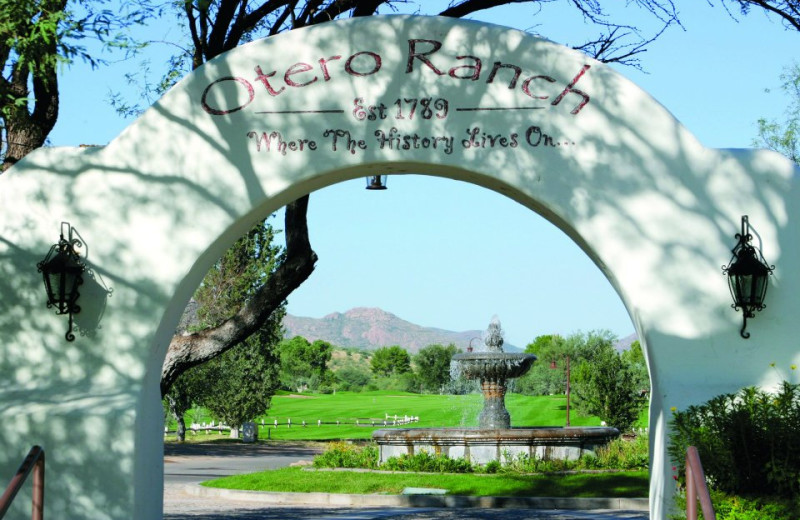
left=372, top=318, right=620, bottom=465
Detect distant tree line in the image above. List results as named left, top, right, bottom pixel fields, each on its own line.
left=166, top=316, right=649, bottom=440
left=517, top=331, right=649, bottom=432
left=163, top=335, right=466, bottom=440
left=162, top=223, right=646, bottom=440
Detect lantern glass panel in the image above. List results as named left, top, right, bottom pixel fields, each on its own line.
left=727, top=247, right=770, bottom=313
left=42, top=246, right=84, bottom=314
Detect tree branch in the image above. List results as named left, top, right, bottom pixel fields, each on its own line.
left=737, top=0, right=800, bottom=31
left=439, top=0, right=532, bottom=18
left=184, top=3, right=205, bottom=69
left=224, top=0, right=294, bottom=53
left=161, top=196, right=317, bottom=395
left=207, top=0, right=242, bottom=56
left=352, top=0, right=386, bottom=17
left=308, top=0, right=362, bottom=25
left=268, top=2, right=296, bottom=35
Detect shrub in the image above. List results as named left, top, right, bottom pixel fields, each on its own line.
left=672, top=489, right=800, bottom=520
left=669, top=381, right=800, bottom=498
left=381, top=451, right=473, bottom=473
left=312, top=441, right=378, bottom=469
left=594, top=435, right=649, bottom=470
left=500, top=452, right=574, bottom=473
left=500, top=435, right=648, bottom=473
left=572, top=344, right=645, bottom=432
left=483, top=460, right=501, bottom=474
left=312, top=435, right=648, bottom=474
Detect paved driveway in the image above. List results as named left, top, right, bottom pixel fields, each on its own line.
left=164, top=441, right=321, bottom=485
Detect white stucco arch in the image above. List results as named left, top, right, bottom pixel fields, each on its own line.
left=1, top=15, right=798, bottom=519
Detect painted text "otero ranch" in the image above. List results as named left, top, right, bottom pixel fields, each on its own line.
left=200, top=39, right=591, bottom=116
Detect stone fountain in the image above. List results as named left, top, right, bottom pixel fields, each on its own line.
left=372, top=318, right=619, bottom=464
left=452, top=317, right=536, bottom=429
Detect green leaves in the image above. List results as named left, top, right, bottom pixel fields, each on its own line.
left=370, top=345, right=411, bottom=376
left=414, top=343, right=459, bottom=393
left=570, top=333, right=645, bottom=432
left=669, top=382, right=800, bottom=498
left=278, top=336, right=335, bottom=392
left=164, top=217, right=286, bottom=436
left=755, top=62, right=800, bottom=165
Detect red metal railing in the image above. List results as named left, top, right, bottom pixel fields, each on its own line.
left=0, top=446, right=45, bottom=520
left=686, top=445, right=716, bottom=520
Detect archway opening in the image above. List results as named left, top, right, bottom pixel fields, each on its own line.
left=158, top=171, right=646, bottom=515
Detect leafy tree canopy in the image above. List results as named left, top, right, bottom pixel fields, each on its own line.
left=194, top=326, right=281, bottom=434
left=370, top=345, right=411, bottom=376
left=278, top=336, right=335, bottom=391
left=755, top=62, right=800, bottom=164
left=524, top=334, right=569, bottom=363
left=414, top=343, right=459, bottom=393
left=164, top=219, right=284, bottom=438
left=571, top=337, right=644, bottom=432
left=0, top=0, right=146, bottom=169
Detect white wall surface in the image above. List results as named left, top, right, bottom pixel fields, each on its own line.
left=0, top=16, right=797, bottom=519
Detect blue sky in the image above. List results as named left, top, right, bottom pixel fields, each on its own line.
left=48, top=3, right=797, bottom=347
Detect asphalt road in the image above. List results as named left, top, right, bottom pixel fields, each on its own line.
left=165, top=507, right=649, bottom=519
left=163, top=442, right=650, bottom=520
left=164, top=441, right=322, bottom=485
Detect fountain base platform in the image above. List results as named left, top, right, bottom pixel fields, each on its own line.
left=372, top=427, right=620, bottom=465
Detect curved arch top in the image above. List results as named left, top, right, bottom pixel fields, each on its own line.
left=0, top=15, right=798, bottom=519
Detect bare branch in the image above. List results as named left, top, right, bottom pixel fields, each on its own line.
left=353, top=0, right=389, bottom=16
left=308, top=0, right=362, bottom=25
left=735, top=0, right=800, bottom=31
left=269, top=2, right=297, bottom=35
left=439, top=0, right=534, bottom=18
left=572, top=21, right=671, bottom=69
left=229, top=0, right=295, bottom=50
left=207, top=0, right=242, bottom=55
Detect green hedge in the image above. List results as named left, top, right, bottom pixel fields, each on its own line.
left=669, top=381, right=800, bottom=520
left=669, top=381, right=800, bottom=498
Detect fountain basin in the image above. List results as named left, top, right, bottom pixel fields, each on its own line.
left=451, top=352, right=536, bottom=379
left=373, top=426, right=620, bottom=465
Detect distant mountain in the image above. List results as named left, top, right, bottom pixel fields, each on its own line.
left=614, top=333, right=638, bottom=353
left=282, top=307, right=519, bottom=353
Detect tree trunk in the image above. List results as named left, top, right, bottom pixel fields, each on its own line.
left=175, top=415, right=186, bottom=442
left=160, top=195, right=317, bottom=395
left=229, top=426, right=240, bottom=439
left=3, top=115, right=52, bottom=171
left=166, top=395, right=187, bottom=442
left=0, top=1, right=63, bottom=171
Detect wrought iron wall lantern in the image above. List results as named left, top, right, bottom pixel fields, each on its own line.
left=37, top=223, right=85, bottom=341
left=365, top=175, right=387, bottom=190
left=722, top=215, right=775, bottom=339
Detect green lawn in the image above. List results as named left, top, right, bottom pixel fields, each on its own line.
left=175, top=391, right=612, bottom=441
left=202, top=466, right=649, bottom=498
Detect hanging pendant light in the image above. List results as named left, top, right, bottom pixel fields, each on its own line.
left=365, top=175, right=387, bottom=190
